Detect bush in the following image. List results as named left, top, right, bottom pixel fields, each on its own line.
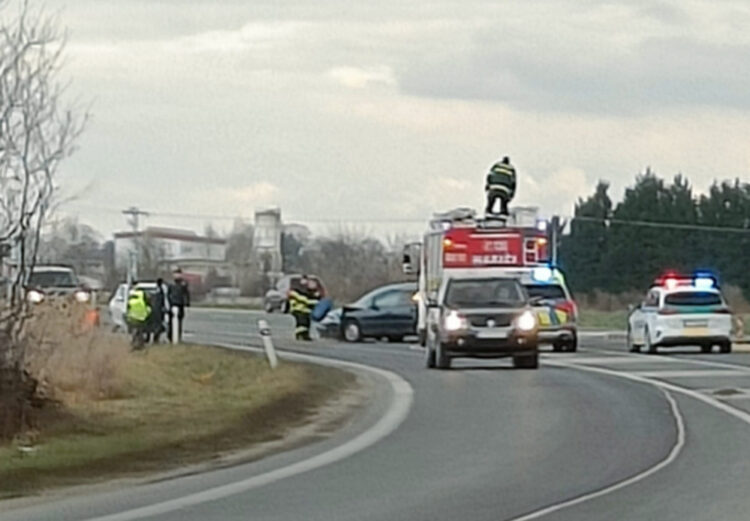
left=23, top=301, right=130, bottom=402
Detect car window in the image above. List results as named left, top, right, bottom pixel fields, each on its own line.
left=28, top=270, right=77, bottom=288
left=445, top=279, right=525, bottom=308
left=664, top=291, right=723, bottom=307
left=643, top=290, right=660, bottom=308
left=525, top=284, right=566, bottom=300
left=373, top=290, right=403, bottom=308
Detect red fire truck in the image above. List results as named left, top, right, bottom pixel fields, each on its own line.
left=403, top=207, right=551, bottom=347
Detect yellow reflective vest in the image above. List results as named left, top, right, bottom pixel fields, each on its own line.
left=127, top=289, right=151, bottom=323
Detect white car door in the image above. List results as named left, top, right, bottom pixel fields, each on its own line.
left=641, top=289, right=661, bottom=345
left=109, top=284, right=127, bottom=330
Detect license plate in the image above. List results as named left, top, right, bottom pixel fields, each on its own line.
left=682, top=327, right=710, bottom=336
left=683, top=320, right=708, bottom=328
left=476, top=329, right=509, bottom=340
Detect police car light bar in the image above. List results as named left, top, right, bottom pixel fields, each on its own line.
left=532, top=266, right=554, bottom=282
left=653, top=272, right=718, bottom=290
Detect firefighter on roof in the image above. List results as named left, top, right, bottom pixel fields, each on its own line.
left=485, top=156, right=517, bottom=217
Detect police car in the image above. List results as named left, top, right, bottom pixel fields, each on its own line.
left=627, top=273, right=733, bottom=354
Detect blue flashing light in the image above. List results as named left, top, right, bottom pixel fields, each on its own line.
left=694, top=277, right=715, bottom=290
left=532, top=266, right=554, bottom=283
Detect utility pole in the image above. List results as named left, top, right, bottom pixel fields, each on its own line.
left=122, top=206, right=149, bottom=284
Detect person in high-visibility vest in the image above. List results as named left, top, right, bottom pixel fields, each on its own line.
left=126, top=287, right=152, bottom=327
left=485, top=156, right=517, bottom=216
left=289, top=275, right=319, bottom=341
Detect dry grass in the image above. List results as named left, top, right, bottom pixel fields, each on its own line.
left=1, top=306, right=355, bottom=497
left=23, top=301, right=129, bottom=402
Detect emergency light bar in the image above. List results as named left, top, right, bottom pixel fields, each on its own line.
left=652, top=272, right=719, bottom=290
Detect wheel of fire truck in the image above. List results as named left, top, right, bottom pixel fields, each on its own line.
left=343, top=319, right=362, bottom=343
left=513, top=351, right=539, bottom=369
left=435, top=342, right=451, bottom=370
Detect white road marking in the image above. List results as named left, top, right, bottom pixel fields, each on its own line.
left=509, top=356, right=750, bottom=521
left=564, top=356, right=653, bottom=365
left=507, top=388, right=685, bottom=521
left=630, top=369, right=749, bottom=378
left=81, top=344, right=414, bottom=521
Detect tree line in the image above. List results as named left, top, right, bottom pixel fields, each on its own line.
left=560, top=170, right=750, bottom=299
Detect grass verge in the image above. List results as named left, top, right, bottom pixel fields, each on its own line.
left=578, top=309, right=750, bottom=335
left=1, top=344, right=354, bottom=498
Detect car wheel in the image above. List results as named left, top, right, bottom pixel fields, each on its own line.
left=552, top=341, right=563, bottom=353
left=701, top=343, right=712, bottom=354
left=645, top=328, right=657, bottom=354
left=566, top=333, right=578, bottom=352
left=720, top=341, right=732, bottom=354
left=435, top=342, right=451, bottom=370
left=343, top=319, right=362, bottom=343
left=627, top=327, right=641, bottom=353
left=513, top=352, right=539, bottom=369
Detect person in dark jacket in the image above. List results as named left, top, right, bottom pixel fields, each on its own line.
left=485, top=156, right=517, bottom=216
left=168, top=269, right=191, bottom=342
left=149, top=278, right=169, bottom=343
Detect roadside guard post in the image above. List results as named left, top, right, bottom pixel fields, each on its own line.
left=171, top=307, right=180, bottom=344
left=258, top=319, right=278, bottom=369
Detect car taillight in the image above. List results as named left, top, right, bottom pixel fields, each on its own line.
left=557, top=300, right=577, bottom=322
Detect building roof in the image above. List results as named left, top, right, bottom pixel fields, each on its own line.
left=114, top=227, right=225, bottom=245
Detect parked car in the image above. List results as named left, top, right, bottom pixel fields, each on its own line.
left=24, top=265, right=91, bottom=304
left=335, top=282, right=418, bottom=342
left=263, top=274, right=325, bottom=313
left=108, top=282, right=159, bottom=331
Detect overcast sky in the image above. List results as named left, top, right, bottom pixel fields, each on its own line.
left=47, top=0, right=750, bottom=238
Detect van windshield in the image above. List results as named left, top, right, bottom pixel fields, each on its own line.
left=445, top=279, right=525, bottom=308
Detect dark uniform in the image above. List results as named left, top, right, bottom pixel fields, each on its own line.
left=168, top=276, right=191, bottom=342
left=289, top=278, right=319, bottom=341
left=485, top=157, right=517, bottom=216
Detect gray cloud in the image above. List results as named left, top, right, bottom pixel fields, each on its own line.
left=399, top=34, right=750, bottom=114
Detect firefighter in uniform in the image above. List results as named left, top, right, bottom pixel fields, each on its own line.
left=485, top=156, right=517, bottom=217
left=289, top=275, right=319, bottom=341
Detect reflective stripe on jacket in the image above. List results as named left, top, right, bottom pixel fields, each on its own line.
left=486, top=162, right=517, bottom=197
left=289, top=290, right=318, bottom=314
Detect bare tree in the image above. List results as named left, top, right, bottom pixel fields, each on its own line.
left=0, top=0, right=86, bottom=438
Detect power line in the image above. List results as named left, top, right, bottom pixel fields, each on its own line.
left=572, top=215, right=750, bottom=234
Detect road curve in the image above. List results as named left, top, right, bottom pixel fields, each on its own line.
left=6, top=309, right=750, bottom=521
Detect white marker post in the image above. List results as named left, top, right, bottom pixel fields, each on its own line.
left=171, top=307, right=180, bottom=344
left=258, top=319, right=278, bottom=369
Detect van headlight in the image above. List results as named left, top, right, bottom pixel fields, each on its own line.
left=27, top=290, right=44, bottom=304
left=444, top=310, right=467, bottom=331
left=74, top=290, right=91, bottom=303
left=515, top=310, right=536, bottom=332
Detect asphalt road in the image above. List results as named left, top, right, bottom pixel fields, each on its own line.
left=7, top=308, right=750, bottom=520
